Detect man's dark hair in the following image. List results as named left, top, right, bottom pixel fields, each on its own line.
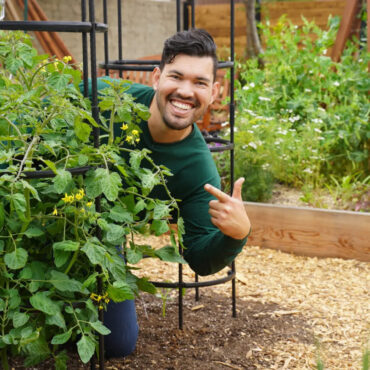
left=160, top=28, right=218, bottom=80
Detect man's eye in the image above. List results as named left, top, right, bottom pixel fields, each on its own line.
left=170, top=75, right=180, bottom=80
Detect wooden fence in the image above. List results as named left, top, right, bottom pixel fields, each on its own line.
left=192, top=0, right=346, bottom=58
left=245, top=202, right=370, bottom=262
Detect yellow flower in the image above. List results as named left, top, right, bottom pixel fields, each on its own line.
left=63, top=55, right=72, bottom=63
left=125, top=135, right=133, bottom=143
left=80, top=208, right=85, bottom=213
left=121, top=124, right=128, bottom=131
left=62, top=193, right=74, bottom=203
left=52, top=207, right=58, bottom=216
left=104, top=298, right=110, bottom=304
left=90, top=293, right=99, bottom=301
left=132, top=129, right=139, bottom=136
left=41, top=66, right=46, bottom=73
left=54, top=61, right=59, bottom=70
left=98, top=305, right=104, bottom=310
left=135, top=138, right=140, bottom=143
left=86, top=201, right=93, bottom=207
left=75, top=193, right=83, bottom=201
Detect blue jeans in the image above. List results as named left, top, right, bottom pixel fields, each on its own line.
left=103, top=299, right=139, bottom=358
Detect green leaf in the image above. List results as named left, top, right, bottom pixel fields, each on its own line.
left=51, top=330, right=72, bottom=345
left=85, top=168, right=104, bottom=198
left=47, top=72, right=70, bottom=90
left=53, top=240, right=79, bottom=268
left=126, top=248, right=143, bottom=264
left=13, top=311, right=30, bottom=328
left=77, top=335, right=95, bottom=364
left=45, top=311, right=66, bottom=329
left=82, top=272, right=98, bottom=289
left=43, top=159, right=57, bottom=174
left=74, top=117, right=92, bottom=142
left=23, top=337, right=51, bottom=367
left=106, top=224, right=126, bottom=243
left=4, top=248, right=28, bottom=269
left=102, top=171, right=121, bottom=201
left=21, top=180, right=41, bottom=201
left=24, top=226, right=44, bottom=238
left=153, top=203, right=171, bottom=220
left=49, top=270, right=83, bottom=292
left=129, top=151, right=144, bottom=169
left=136, top=277, right=157, bottom=294
left=141, top=172, right=160, bottom=192
left=150, top=219, right=169, bottom=236
left=78, top=154, right=89, bottom=166
left=0, top=202, right=4, bottom=230
left=109, top=205, right=134, bottom=223
left=90, top=321, right=111, bottom=335
left=8, top=289, right=21, bottom=310
left=107, top=284, right=135, bottom=302
left=81, top=240, right=106, bottom=265
left=55, top=350, right=68, bottom=370
left=134, top=199, right=146, bottom=215
left=155, top=246, right=186, bottom=264
left=10, top=193, right=27, bottom=221
left=30, top=291, right=60, bottom=315
left=5, top=55, right=22, bottom=74
left=53, top=169, right=73, bottom=194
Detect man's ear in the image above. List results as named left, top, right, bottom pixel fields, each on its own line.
left=152, top=67, right=161, bottom=90
left=210, top=81, right=220, bottom=105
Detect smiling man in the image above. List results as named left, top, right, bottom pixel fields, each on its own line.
left=95, top=28, right=251, bottom=359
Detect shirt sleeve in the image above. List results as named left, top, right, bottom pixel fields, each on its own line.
left=180, top=176, right=247, bottom=276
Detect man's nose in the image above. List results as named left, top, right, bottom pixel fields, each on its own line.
left=176, top=80, right=194, bottom=98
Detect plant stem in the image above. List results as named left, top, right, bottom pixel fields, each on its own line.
left=14, top=135, right=39, bottom=182
left=1, top=348, right=9, bottom=370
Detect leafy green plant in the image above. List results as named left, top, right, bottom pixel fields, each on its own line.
left=0, top=31, right=184, bottom=369
left=230, top=15, right=369, bottom=204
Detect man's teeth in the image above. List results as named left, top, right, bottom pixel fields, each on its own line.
left=172, top=101, right=192, bottom=110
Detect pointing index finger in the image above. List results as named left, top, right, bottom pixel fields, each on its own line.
left=204, top=183, right=229, bottom=202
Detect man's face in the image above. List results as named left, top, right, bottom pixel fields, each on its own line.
left=152, top=54, right=219, bottom=131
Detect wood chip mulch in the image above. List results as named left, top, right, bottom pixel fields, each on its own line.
left=132, top=235, right=370, bottom=369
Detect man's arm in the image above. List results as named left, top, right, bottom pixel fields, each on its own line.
left=180, top=177, right=251, bottom=276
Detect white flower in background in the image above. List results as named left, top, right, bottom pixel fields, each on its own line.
left=322, top=49, right=327, bottom=55
left=248, top=142, right=258, bottom=150
left=244, top=109, right=257, bottom=116
left=258, top=96, right=271, bottom=101
left=314, top=128, right=322, bottom=133
left=288, top=116, right=300, bottom=123
left=250, top=82, right=255, bottom=88
left=247, top=130, right=254, bottom=134
left=333, top=81, right=340, bottom=87
left=280, top=118, right=288, bottom=122
left=274, top=139, right=282, bottom=145
left=312, top=119, right=323, bottom=124
left=262, top=163, right=270, bottom=170
left=303, top=168, right=313, bottom=174
left=242, top=85, right=250, bottom=90
left=305, top=88, right=312, bottom=93
left=318, top=107, right=326, bottom=113
left=335, top=115, right=340, bottom=120
left=277, top=129, right=287, bottom=135
left=318, top=136, right=325, bottom=140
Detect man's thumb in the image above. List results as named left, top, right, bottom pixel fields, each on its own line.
left=232, top=177, right=245, bottom=200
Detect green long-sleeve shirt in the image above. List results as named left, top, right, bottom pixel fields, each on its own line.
left=88, top=77, right=247, bottom=276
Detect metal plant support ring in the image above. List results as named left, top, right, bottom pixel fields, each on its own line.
left=100, top=0, right=238, bottom=331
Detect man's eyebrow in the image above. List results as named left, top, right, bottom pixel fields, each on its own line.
left=167, top=69, right=211, bottom=83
